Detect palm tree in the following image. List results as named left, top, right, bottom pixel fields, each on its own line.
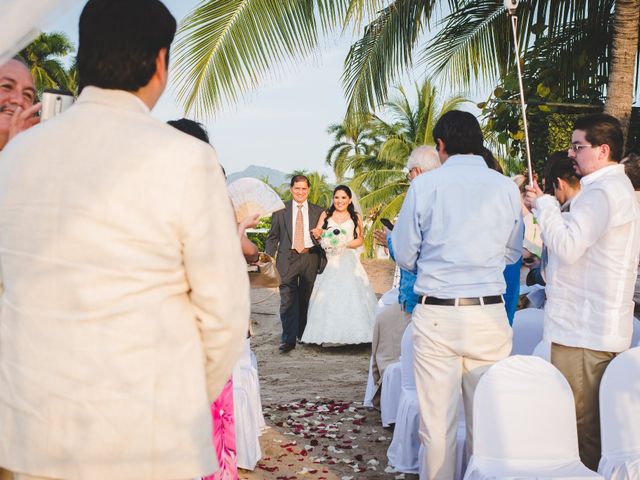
left=174, top=1, right=639, bottom=135
left=604, top=0, right=640, bottom=133
left=18, top=32, right=76, bottom=93
left=325, top=113, right=382, bottom=182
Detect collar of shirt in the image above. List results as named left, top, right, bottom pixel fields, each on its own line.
left=580, top=163, right=623, bottom=187
left=294, top=200, right=309, bottom=209
left=441, top=154, right=488, bottom=169
left=76, top=86, right=151, bottom=114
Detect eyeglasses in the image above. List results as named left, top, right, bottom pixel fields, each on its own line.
left=406, top=167, right=419, bottom=180
left=568, top=143, right=594, bottom=153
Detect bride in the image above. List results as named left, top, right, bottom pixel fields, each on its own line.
left=302, top=185, right=377, bottom=345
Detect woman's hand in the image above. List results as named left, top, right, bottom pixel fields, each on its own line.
left=237, top=213, right=261, bottom=237
left=310, top=227, right=322, bottom=239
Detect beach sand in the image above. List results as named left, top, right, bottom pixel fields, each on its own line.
left=239, top=259, right=418, bottom=479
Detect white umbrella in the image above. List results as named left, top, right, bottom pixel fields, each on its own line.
left=0, top=0, right=83, bottom=66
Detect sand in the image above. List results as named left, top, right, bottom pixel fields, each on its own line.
left=239, top=259, right=418, bottom=480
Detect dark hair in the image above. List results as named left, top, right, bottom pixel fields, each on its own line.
left=323, top=185, right=359, bottom=239
left=479, top=147, right=504, bottom=174
left=290, top=175, right=310, bottom=187
left=77, top=0, right=176, bottom=91
left=432, top=110, right=484, bottom=156
left=167, top=118, right=210, bottom=143
left=547, top=155, right=580, bottom=191
left=622, top=153, right=640, bottom=191
left=573, top=113, right=624, bottom=162
left=542, top=151, right=572, bottom=194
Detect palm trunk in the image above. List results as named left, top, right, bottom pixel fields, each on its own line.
left=604, top=0, right=640, bottom=139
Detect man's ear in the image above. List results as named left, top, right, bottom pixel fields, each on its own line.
left=155, top=48, right=168, bottom=85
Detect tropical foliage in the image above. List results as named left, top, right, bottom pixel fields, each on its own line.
left=18, top=32, right=77, bottom=94
left=174, top=1, right=639, bottom=127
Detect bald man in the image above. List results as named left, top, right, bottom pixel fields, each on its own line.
left=0, top=58, right=40, bottom=151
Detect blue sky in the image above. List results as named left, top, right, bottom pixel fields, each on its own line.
left=48, top=1, right=481, bottom=179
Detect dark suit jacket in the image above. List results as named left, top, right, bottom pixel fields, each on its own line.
left=266, top=200, right=327, bottom=276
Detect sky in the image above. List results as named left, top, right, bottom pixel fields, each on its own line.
left=44, top=0, right=545, bottom=181
left=47, top=0, right=397, bottom=179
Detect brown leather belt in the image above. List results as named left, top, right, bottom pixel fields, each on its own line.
left=418, top=295, right=503, bottom=306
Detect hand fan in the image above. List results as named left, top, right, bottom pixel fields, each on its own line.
left=227, top=177, right=285, bottom=222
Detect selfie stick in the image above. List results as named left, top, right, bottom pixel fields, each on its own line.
left=504, top=0, right=534, bottom=185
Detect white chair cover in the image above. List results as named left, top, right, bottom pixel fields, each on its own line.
left=598, top=347, right=640, bottom=480
left=388, top=324, right=468, bottom=478
left=380, top=361, right=401, bottom=427
left=376, top=287, right=399, bottom=315
left=532, top=339, right=551, bottom=361
left=510, top=308, right=544, bottom=355
left=464, top=355, right=601, bottom=480
left=363, top=355, right=376, bottom=408
left=388, top=324, right=418, bottom=471
left=233, top=338, right=265, bottom=470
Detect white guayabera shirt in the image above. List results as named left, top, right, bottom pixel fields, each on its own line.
left=535, top=164, right=640, bottom=353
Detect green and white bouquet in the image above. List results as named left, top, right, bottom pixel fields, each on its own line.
left=320, top=227, right=348, bottom=256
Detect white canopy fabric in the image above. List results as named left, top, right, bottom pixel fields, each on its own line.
left=464, top=355, right=601, bottom=479
left=598, top=347, right=640, bottom=480
left=0, top=0, right=82, bottom=66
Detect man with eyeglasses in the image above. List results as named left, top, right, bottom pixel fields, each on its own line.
left=525, top=113, right=640, bottom=471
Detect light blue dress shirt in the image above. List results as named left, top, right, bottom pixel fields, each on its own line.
left=387, top=232, right=418, bottom=313
left=392, top=154, right=523, bottom=298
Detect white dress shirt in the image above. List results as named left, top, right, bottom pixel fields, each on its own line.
left=534, top=164, right=640, bottom=352
left=291, top=200, right=314, bottom=249
left=392, top=154, right=523, bottom=298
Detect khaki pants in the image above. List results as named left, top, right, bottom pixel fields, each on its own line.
left=551, top=343, right=616, bottom=471
left=412, top=303, right=512, bottom=480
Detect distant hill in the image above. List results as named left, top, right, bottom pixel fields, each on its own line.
left=227, top=165, right=288, bottom=188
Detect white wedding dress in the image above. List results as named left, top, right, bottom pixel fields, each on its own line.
left=302, top=217, right=377, bottom=345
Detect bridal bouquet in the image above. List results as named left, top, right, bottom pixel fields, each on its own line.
left=320, top=227, right=348, bottom=256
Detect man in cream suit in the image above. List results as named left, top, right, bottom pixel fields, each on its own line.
left=0, top=1, right=249, bottom=479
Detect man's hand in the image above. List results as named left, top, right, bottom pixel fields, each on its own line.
left=524, top=181, right=543, bottom=210
left=373, top=228, right=389, bottom=248
left=8, top=103, right=41, bottom=142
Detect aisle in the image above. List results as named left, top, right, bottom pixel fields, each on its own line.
left=241, top=260, right=417, bottom=479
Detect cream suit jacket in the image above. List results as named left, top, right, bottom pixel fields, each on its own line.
left=0, top=87, right=250, bottom=480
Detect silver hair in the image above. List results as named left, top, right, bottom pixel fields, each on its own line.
left=406, top=145, right=440, bottom=172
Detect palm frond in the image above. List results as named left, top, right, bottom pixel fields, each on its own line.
left=342, top=0, right=437, bottom=115
left=172, top=0, right=347, bottom=117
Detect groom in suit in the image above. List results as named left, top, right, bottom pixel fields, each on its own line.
left=266, top=175, right=325, bottom=353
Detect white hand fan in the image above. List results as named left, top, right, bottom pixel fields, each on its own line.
left=227, top=177, right=285, bottom=222
left=0, top=0, right=83, bottom=66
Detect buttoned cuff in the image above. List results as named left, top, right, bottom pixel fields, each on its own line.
left=533, top=194, right=559, bottom=217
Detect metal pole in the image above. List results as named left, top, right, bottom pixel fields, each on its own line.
left=508, top=13, right=534, bottom=185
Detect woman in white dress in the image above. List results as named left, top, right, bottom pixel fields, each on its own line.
left=302, top=185, right=377, bottom=345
